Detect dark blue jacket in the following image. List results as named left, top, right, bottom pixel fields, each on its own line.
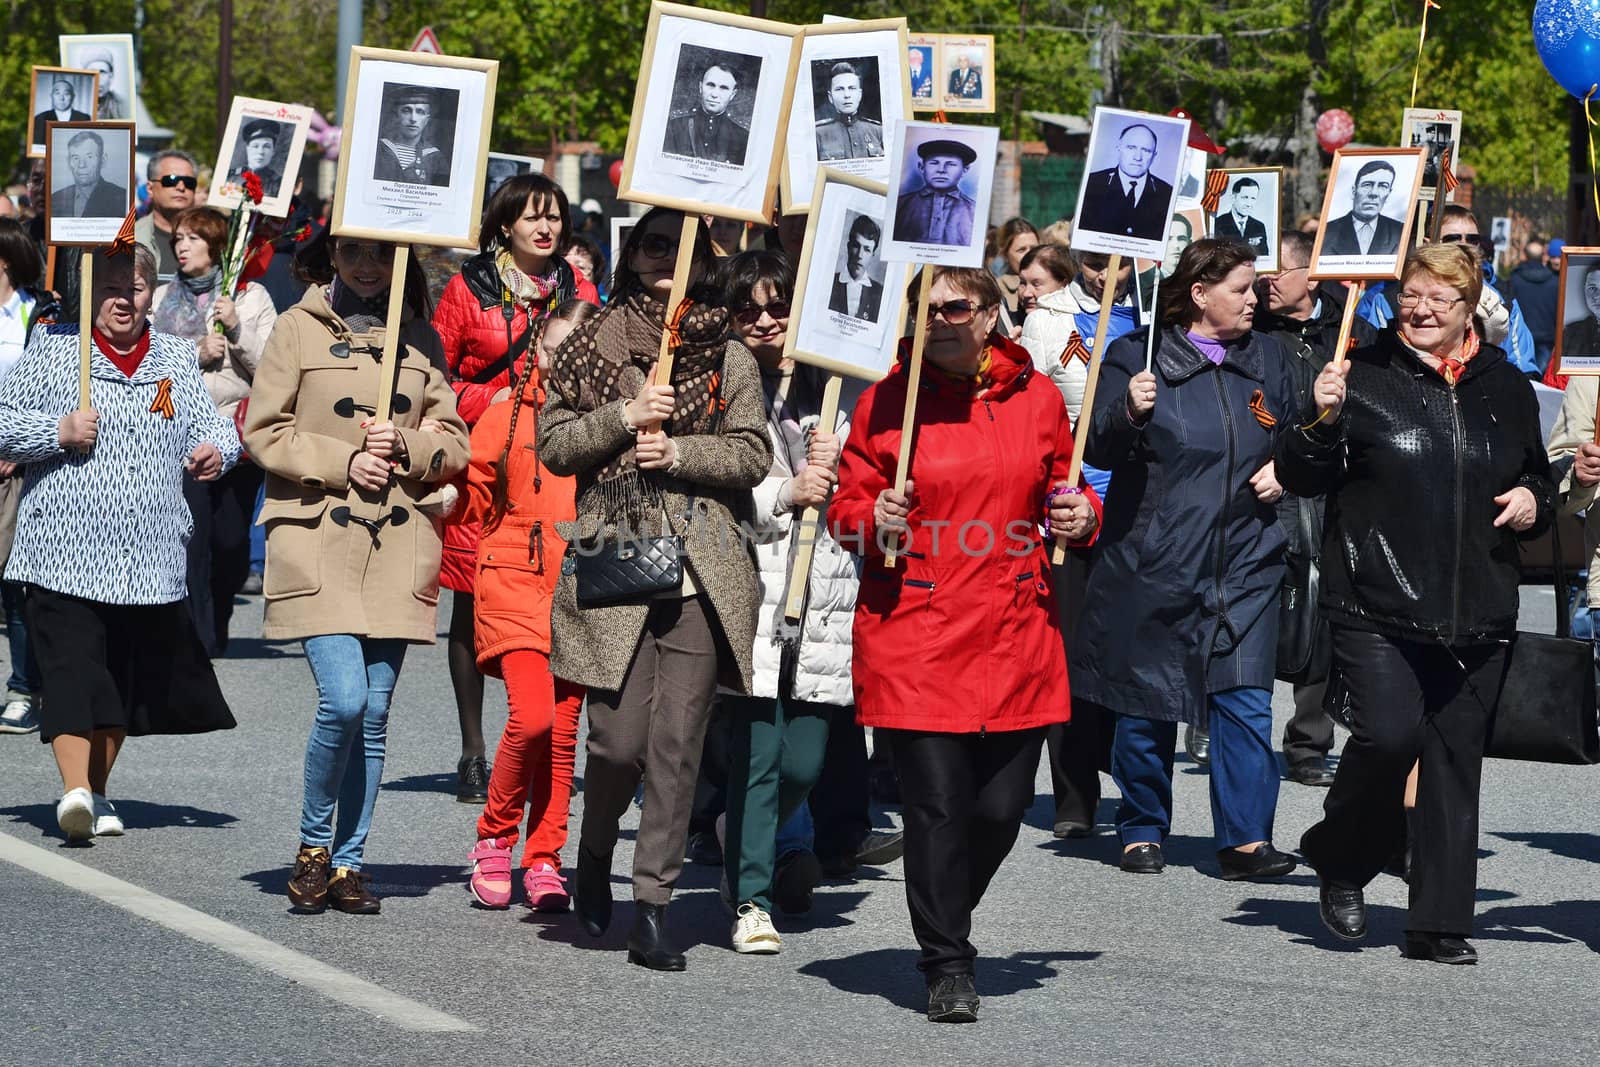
left=1070, top=325, right=1296, bottom=724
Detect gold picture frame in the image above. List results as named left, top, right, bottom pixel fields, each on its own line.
left=1307, top=147, right=1426, bottom=282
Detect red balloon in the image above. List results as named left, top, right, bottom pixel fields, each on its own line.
left=608, top=159, right=625, bottom=188
left=1315, top=108, right=1355, bottom=154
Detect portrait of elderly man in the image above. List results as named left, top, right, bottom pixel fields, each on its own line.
left=1322, top=159, right=1405, bottom=257
left=51, top=130, right=127, bottom=218
left=892, top=138, right=978, bottom=247
left=1078, top=122, right=1175, bottom=242
left=71, top=46, right=129, bottom=120
left=815, top=61, right=884, bottom=162
left=33, top=77, right=92, bottom=148
left=227, top=119, right=285, bottom=198
left=829, top=215, right=884, bottom=321
left=663, top=61, right=750, bottom=166
left=908, top=46, right=933, bottom=100
left=946, top=52, right=982, bottom=101
left=1214, top=176, right=1271, bottom=260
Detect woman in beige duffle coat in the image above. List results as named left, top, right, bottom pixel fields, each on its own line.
left=244, top=228, right=469, bottom=915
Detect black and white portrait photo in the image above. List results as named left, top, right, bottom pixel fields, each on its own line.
left=882, top=120, right=999, bottom=268
left=45, top=122, right=135, bottom=246
left=28, top=67, right=96, bottom=159
left=1554, top=249, right=1600, bottom=376
left=1211, top=168, right=1282, bottom=274
left=813, top=57, right=884, bottom=162
left=373, top=83, right=459, bottom=187
left=662, top=45, right=759, bottom=167
left=482, top=152, right=543, bottom=214
left=229, top=119, right=290, bottom=197
left=1308, top=147, right=1423, bottom=281
left=1071, top=107, right=1190, bottom=261
left=1403, top=108, right=1462, bottom=202
left=59, top=35, right=137, bottom=126
left=210, top=98, right=312, bottom=218
left=620, top=6, right=801, bottom=223
left=333, top=49, right=497, bottom=249
left=790, top=171, right=912, bottom=380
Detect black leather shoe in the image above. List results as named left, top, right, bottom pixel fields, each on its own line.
left=1053, top=820, right=1092, bottom=839
left=1218, top=842, right=1298, bottom=881
left=685, top=830, right=722, bottom=866
left=854, top=829, right=905, bottom=867
left=1286, top=759, right=1336, bottom=787
left=1121, top=843, right=1165, bottom=874
left=773, top=849, right=822, bottom=915
left=1403, top=932, right=1477, bottom=965
left=575, top=846, right=612, bottom=937
left=627, top=902, right=687, bottom=971
left=1318, top=881, right=1367, bottom=941
left=455, top=755, right=489, bottom=803
left=1185, top=724, right=1210, bottom=766
left=926, top=973, right=980, bottom=1023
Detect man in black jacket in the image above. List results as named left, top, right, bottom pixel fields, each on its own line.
left=1256, top=231, right=1373, bottom=787
left=1213, top=176, right=1270, bottom=262
left=1508, top=238, right=1559, bottom=371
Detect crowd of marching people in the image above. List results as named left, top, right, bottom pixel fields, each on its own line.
left=0, top=148, right=1589, bottom=1022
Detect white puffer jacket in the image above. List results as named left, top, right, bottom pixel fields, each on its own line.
left=739, top=366, right=865, bottom=706
left=1018, top=280, right=1138, bottom=422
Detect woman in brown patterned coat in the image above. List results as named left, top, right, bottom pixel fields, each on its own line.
left=538, top=207, right=771, bottom=972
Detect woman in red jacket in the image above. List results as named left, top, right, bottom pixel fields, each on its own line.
left=830, top=266, right=1100, bottom=1024
left=458, top=298, right=598, bottom=911
left=432, top=174, right=598, bottom=802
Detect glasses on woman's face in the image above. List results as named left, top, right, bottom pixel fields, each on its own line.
left=732, top=300, right=791, bottom=326
left=1397, top=292, right=1465, bottom=314
left=636, top=233, right=679, bottom=261
left=335, top=243, right=389, bottom=266
left=924, top=299, right=990, bottom=325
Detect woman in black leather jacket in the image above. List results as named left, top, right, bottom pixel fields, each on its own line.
left=1276, top=243, right=1555, bottom=965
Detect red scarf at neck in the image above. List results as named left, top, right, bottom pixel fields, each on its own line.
left=1404, top=326, right=1480, bottom=387
left=93, top=326, right=151, bottom=379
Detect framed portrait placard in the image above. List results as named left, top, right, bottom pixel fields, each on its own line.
left=27, top=66, right=98, bottom=159
left=210, top=98, right=313, bottom=218
left=619, top=1, right=802, bottom=224
left=1070, top=107, right=1191, bottom=262
left=1135, top=206, right=1205, bottom=277
left=1401, top=107, right=1462, bottom=203
left=1209, top=166, right=1283, bottom=275
left=881, top=120, right=999, bottom=268
left=780, top=18, right=911, bottom=216
left=609, top=216, right=638, bottom=284
left=788, top=168, right=914, bottom=381
left=1554, top=248, right=1600, bottom=377
left=483, top=152, right=545, bottom=213
left=939, top=35, right=995, bottom=114
left=58, top=34, right=138, bottom=127
left=907, top=34, right=938, bottom=109
left=44, top=121, right=135, bottom=247
left=330, top=46, right=499, bottom=249
left=1307, top=147, right=1424, bottom=281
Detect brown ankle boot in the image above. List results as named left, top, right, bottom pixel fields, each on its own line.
left=327, top=867, right=381, bottom=914
left=288, top=846, right=331, bottom=912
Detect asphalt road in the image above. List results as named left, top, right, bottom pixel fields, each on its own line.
left=1, top=588, right=1597, bottom=1066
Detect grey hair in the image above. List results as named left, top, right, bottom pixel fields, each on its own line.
left=146, top=149, right=198, bottom=180
left=92, top=243, right=158, bottom=292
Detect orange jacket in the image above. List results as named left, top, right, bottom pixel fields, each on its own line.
left=456, top=383, right=577, bottom=675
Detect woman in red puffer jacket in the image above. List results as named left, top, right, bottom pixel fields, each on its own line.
left=431, top=173, right=598, bottom=803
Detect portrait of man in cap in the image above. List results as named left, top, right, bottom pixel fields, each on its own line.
left=374, top=83, right=451, bottom=186
left=228, top=118, right=286, bottom=199
left=1078, top=122, right=1175, bottom=242
left=32, top=75, right=92, bottom=150
left=892, top=137, right=978, bottom=247
left=663, top=59, right=752, bottom=166
left=814, top=60, right=884, bottom=163
left=71, top=45, right=129, bottom=120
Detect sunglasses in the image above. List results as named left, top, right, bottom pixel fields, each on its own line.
left=636, top=233, right=679, bottom=261
left=158, top=174, right=199, bottom=190
left=334, top=243, right=390, bottom=266
left=732, top=300, right=791, bottom=326
left=923, top=299, right=990, bottom=325
left=1439, top=232, right=1479, bottom=243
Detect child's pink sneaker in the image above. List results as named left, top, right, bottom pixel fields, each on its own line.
left=523, top=863, right=570, bottom=912
left=468, top=837, right=513, bottom=909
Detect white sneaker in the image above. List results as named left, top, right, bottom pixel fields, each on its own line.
left=0, top=696, right=39, bottom=734
left=732, top=902, right=782, bottom=955
left=56, top=788, right=94, bottom=841
left=92, top=793, right=124, bottom=837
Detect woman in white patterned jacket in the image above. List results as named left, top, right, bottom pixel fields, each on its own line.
left=0, top=244, right=241, bottom=842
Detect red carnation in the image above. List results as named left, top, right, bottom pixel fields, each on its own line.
left=242, top=169, right=265, bottom=205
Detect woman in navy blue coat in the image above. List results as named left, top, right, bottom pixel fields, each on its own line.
left=1071, top=239, right=1299, bottom=879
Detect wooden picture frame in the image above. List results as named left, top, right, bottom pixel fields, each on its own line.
left=27, top=66, right=98, bottom=159
left=780, top=18, right=912, bottom=216
left=617, top=1, right=802, bottom=224
left=209, top=97, right=314, bottom=219
left=787, top=167, right=914, bottom=381
left=1209, top=166, right=1284, bottom=275
left=938, top=34, right=995, bottom=114
left=330, top=46, right=499, bottom=249
left=43, top=121, right=135, bottom=248
left=1400, top=107, right=1462, bottom=203
left=881, top=119, right=999, bottom=269
left=1554, top=248, right=1600, bottom=377
left=58, top=34, right=137, bottom=127
left=1307, top=147, right=1425, bottom=281
left=1070, top=106, right=1192, bottom=262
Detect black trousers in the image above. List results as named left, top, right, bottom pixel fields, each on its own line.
left=884, top=727, right=1046, bottom=979
left=1301, top=627, right=1503, bottom=936
left=811, top=715, right=872, bottom=862
left=183, top=462, right=263, bottom=657
left=1282, top=679, right=1334, bottom=765
left=1048, top=549, right=1109, bottom=827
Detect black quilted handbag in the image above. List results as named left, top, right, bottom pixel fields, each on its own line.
left=574, top=529, right=685, bottom=607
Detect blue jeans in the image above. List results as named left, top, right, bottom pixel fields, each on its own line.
left=2, top=581, right=38, bottom=695
left=299, top=635, right=407, bottom=870
left=1111, top=686, right=1280, bottom=849
left=249, top=481, right=266, bottom=574
left=777, top=802, right=814, bottom=858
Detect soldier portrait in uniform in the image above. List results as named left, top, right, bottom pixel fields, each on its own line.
left=812, top=57, right=884, bottom=162
left=883, top=121, right=999, bottom=268
left=662, top=45, right=759, bottom=167
left=908, top=44, right=934, bottom=101
left=59, top=35, right=138, bottom=125
left=373, top=83, right=458, bottom=187
left=938, top=35, right=995, bottom=113
left=210, top=98, right=312, bottom=218
left=1403, top=108, right=1462, bottom=202
left=227, top=119, right=289, bottom=200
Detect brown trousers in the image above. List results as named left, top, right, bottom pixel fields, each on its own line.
left=580, top=596, right=720, bottom=906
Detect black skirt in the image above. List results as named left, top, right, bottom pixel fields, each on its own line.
left=25, top=587, right=237, bottom=742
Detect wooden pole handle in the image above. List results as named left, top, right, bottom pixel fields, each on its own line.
left=373, top=244, right=410, bottom=425
left=1052, top=252, right=1121, bottom=565
left=78, top=251, right=93, bottom=413
left=783, top=374, right=843, bottom=622
left=885, top=268, right=934, bottom=570
left=1332, top=280, right=1365, bottom=369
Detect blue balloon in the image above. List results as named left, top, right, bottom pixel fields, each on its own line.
left=1535, top=0, right=1600, bottom=99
